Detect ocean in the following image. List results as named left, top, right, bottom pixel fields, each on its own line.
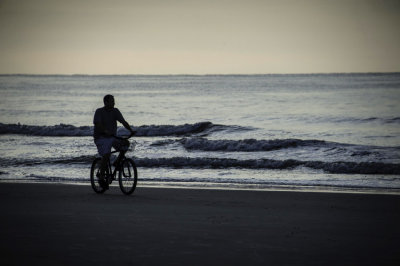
left=0, top=74, right=399, bottom=193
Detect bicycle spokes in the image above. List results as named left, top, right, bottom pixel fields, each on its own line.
left=122, top=164, right=132, bottom=177
left=118, top=158, right=137, bottom=195
left=90, top=158, right=107, bottom=194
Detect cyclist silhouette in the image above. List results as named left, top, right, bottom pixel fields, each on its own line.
left=93, top=94, right=135, bottom=187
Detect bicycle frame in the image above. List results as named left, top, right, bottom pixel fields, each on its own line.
left=105, top=150, right=122, bottom=181
left=91, top=132, right=137, bottom=194
left=104, top=132, right=135, bottom=182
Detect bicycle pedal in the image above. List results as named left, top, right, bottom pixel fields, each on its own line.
left=98, top=179, right=108, bottom=189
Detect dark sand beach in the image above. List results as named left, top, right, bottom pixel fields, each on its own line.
left=1, top=183, right=399, bottom=265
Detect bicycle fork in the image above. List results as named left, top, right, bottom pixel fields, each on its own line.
left=122, top=162, right=132, bottom=178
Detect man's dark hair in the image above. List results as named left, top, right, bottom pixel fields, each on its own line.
left=103, top=94, right=114, bottom=104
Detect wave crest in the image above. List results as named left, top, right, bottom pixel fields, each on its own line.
left=0, top=122, right=244, bottom=137
left=179, top=138, right=326, bottom=152
left=0, top=123, right=92, bottom=136
left=135, top=122, right=214, bottom=136
left=134, top=157, right=400, bottom=175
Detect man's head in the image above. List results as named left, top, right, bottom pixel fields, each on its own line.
left=103, top=94, right=115, bottom=110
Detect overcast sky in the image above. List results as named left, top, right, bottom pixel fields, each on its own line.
left=0, top=0, right=399, bottom=74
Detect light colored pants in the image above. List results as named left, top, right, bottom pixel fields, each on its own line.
left=94, top=137, right=129, bottom=156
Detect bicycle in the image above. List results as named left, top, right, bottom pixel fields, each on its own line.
left=90, top=133, right=138, bottom=195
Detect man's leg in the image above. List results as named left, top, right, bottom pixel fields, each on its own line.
left=100, top=153, right=110, bottom=176
left=98, top=153, right=110, bottom=188
left=95, top=137, right=114, bottom=188
left=112, top=139, right=129, bottom=166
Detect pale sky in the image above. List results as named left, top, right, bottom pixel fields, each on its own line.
left=0, top=0, right=399, bottom=74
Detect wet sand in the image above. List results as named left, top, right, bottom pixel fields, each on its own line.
left=0, top=183, right=399, bottom=265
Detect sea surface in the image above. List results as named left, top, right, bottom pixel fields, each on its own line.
left=1, top=74, right=400, bottom=193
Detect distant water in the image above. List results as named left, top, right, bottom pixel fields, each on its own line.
left=0, top=74, right=399, bottom=192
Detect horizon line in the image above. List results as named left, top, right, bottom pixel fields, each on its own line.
left=1, top=72, right=400, bottom=76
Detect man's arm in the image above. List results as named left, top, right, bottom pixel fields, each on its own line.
left=121, top=120, right=135, bottom=134
left=115, top=108, right=135, bottom=134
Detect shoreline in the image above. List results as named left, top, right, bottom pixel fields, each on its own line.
left=1, top=182, right=399, bottom=265
left=1, top=179, right=400, bottom=195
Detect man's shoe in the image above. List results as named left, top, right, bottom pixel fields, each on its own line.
left=97, top=173, right=109, bottom=189
left=100, top=178, right=109, bottom=189
left=103, top=180, right=109, bottom=189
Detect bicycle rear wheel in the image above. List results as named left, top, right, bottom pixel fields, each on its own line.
left=90, top=158, right=107, bottom=194
left=118, top=158, right=138, bottom=195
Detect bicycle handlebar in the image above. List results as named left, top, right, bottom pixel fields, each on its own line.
left=112, top=131, right=136, bottom=140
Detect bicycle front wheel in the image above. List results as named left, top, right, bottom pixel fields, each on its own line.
left=118, top=158, right=138, bottom=195
left=90, top=158, right=107, bottom=194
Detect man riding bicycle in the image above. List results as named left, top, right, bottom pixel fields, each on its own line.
left=93, top=94, right=135, bottom=188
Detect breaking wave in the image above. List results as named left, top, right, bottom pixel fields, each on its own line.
left=134, top=157, right=400, bottom=175
left=0, top=123, right=92, bottom=136
left=178, top=138, right=327, bottom=152
left=0, top=122, right=248, bottom=137
left=154, top=138, right=399, bottom=158
left=2, top=155, right=399, bottom=175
